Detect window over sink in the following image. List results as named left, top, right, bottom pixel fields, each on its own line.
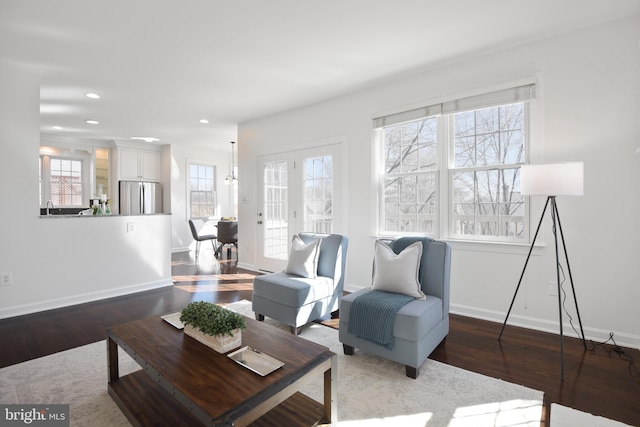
left=39, top=143, right=111, bottom=213
left=40, top=148, right=89, bottom=209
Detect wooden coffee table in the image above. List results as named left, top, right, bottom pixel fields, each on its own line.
left=107, top=315, right=336, bottom=426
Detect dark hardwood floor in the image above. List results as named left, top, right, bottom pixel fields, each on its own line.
left=1, top=249, right=638, bottom=426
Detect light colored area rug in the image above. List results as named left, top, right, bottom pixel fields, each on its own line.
left=550, top=404, right=634, bottom=427
left=0, top=341, right=137, bottom=426
left=228, top=300, right=543, bottom=426
left=0, top=300, right=544, bottom=426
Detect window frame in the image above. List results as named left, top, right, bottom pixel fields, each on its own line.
left=375, top=84, right=534, bottom=244
left=188, top=160, right=217, bottom=220
left=376, top=117, right=440, bottom=237
left=446, top=103, right=530, bottom=243
left=39, top=152, right=90, bottom=208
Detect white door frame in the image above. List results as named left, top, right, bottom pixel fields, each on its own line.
left=255, top=140, right=345, bottom=272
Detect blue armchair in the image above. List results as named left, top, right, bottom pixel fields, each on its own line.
left=338, top=236, right=451, bottom=378
left=252, top=232, right=348, bottom=335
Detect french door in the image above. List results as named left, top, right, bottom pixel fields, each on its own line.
left=256, top=144, right=343, bottom=272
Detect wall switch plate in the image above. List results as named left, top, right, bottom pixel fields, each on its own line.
left=0, top=272, right=12, bottom=287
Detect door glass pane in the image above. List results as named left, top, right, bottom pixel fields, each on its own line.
left=303, top=156, right=332, bottom=233
left=263, top=161, right=288, bottom=260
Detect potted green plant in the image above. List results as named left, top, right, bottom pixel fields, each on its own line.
left=180, top=301, right=246, bottom=353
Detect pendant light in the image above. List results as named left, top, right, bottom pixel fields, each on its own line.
left=225, top=141, right=238, bottom=185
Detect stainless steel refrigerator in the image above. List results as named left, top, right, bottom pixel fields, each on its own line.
left=119, top=181, right=163, bottom=214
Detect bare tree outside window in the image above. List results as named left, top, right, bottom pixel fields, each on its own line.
left=381, top=117, right=438, bottom=234
left=451, top=103, right=526, bottom=238
left=377, top=85, right=532, bottom=242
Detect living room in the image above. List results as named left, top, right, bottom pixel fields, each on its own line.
left=1, top=1, right=639, bottom=426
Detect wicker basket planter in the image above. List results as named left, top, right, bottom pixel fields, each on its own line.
left=184, top=325, right=242, bottom=353
left=179, top=301, right=246, bottom=354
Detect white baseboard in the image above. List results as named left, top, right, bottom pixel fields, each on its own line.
left=172, top=246, right=191, bottom=253
left=344, top=284, right=639, bottom=350
left=0, top=279, right=174, bottom=320
left=451, top=303, right=640, bottom=350
left=237, top=261, right=259, bottom=272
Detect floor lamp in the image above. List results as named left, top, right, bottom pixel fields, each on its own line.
left=498, top=162, right=587, bottom=382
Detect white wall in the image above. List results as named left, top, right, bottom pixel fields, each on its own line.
left=238, top=15, right=640, bottom=347
left=0, top=59, right=172, bottom=319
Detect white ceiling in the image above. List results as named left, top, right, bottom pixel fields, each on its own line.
left=1, top=0, right=639, bottom=149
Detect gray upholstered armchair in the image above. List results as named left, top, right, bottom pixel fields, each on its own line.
left=252, top=232, right=348, bottom=335
left=338, top=236, right=451, bottom=378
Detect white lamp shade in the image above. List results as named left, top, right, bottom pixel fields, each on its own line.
left=521, top=162, right=584, bottom=196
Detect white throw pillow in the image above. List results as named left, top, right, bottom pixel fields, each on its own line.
left=284, top=235, right=321, bottom=278
left=371, top=240, right=426, bottom=300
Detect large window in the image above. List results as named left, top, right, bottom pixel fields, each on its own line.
left=376, top=84, right=534, bottom=243
left=189, top=163, right=216, bottom=218
left=380, top=118, right=438, bottom=234
left=451, top=104, right=526, bottom=239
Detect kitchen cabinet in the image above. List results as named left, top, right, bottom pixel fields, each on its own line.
left=119, top=147, right=161, bottom=182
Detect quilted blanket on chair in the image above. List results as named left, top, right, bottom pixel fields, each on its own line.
left=347, top=290, right=414, bottom=349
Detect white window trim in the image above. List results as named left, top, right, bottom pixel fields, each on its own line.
left=375, top=81, right=537, bottom=246
left=40, top=151, right=91, bottom=207
left=445, top=103, right=531, bottom=244
left=186, top=159, right=218, bottom=220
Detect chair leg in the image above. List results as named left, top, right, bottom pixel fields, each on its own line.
left=405, top=366, right=419, bottom=379
left=195, top=241, right=200, bottom=259
left=343, top=344, right=354, bottom=355
left=255, top=313, right=264, bottom=321
left=290, top=326, right=302, bottom=335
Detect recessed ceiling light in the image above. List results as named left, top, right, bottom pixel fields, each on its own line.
left=85, top=119, right=99, bottom=124
left=131, top=137, right=160, bottom=143
left=86, top=93, right=100, bottom=99
left=52, top=126, right=63, bottom=130
left=199, top=119, right=209, bottom=124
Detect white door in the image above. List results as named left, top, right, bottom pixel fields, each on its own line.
left=256, top=153, right=291, bottom=273
left=256, top=143, right=343, bottom=272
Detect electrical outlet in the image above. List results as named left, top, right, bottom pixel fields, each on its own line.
left=548, top=281, right=558, bottom=296
left=0, top=272, right=12, bottom=287
left=126, top=222, right=135, bottom=233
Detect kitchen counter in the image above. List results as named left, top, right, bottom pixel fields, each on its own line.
left=39, top=213, right=171, bottom=218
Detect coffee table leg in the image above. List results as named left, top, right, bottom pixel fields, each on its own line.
left=322, top=354, right=337, bottom=423
left=107, top=336, right=119, bottom=382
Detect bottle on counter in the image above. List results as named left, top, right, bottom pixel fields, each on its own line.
left=105, top=203, right=111, bottom=215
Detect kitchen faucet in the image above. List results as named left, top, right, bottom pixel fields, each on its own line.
left=46, top=200, right=54, bottom=215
